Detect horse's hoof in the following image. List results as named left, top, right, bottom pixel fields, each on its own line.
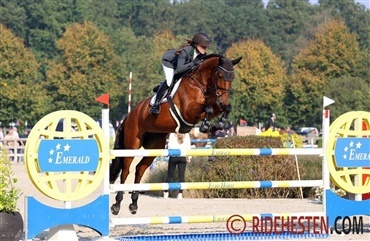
left=111, top=204, right=120, bottom=215
left=199, top=125, right=209, bottom=133
left=129, top=204, right=138, bottom=215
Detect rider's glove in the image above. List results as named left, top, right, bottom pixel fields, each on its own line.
left=193, top=56, right=203, bottom=65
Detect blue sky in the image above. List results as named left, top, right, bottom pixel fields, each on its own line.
left=262, top=0, right=370, bottom=9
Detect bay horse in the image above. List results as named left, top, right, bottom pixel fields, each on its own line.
left=109, top=54, right=242, bottom=215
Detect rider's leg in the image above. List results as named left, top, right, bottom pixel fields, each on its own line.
left=149, top=65, right=174, bottom=116
left=149, top=81, right=169, bottom=116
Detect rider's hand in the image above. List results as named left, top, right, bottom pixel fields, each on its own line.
left=193, top=56, right=202, bottom=65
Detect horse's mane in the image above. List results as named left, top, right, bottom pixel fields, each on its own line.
left=183, top=53, right=229, bottom=77
left=202, top=53, right=224, bottom=60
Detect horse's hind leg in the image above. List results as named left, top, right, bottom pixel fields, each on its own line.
left=111, top=156, right=134, bottom=215
left=111, top=190, right=123, bottom=215
left=129, top=156, right=156, bottom=214
left=129, top=133, right=168, bottom=214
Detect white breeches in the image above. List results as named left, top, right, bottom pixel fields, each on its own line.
left=162, top=64, right=175, bottom=86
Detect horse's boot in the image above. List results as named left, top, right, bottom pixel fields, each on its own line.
left=149, top=81, right=169, bottom=116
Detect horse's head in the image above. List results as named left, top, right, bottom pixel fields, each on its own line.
left=200, top=54, right=242, bottom=110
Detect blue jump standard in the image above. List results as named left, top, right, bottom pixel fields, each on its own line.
left=116, top=232, right=329, bottom=241
left=26, top=195, right=109, bottom=239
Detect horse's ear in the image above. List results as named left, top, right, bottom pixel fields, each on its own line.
left=232, top=57, right=242, bottom=66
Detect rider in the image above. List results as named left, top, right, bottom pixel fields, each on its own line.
left=149, top=32, right=211, bottom=116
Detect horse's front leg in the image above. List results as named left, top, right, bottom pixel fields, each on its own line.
left=216, top=104, right=232, bottom=130
left=199, top=105, right=214, bottom=133
left=129, top=157, right=154, bottom=214
left=208, top=104, right=232, bottom=133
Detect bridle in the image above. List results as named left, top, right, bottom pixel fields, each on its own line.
left=189, top=59, right=234, bottom=110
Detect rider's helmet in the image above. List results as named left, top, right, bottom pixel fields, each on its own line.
left=191, top=33, right=210, bottom=47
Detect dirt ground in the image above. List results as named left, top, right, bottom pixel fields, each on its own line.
left=13, top=161, right=370, bottom=241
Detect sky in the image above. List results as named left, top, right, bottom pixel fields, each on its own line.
left=262, top=0, right=370, bottom=9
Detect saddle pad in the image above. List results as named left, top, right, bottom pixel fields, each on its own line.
left=150, top=78, right=182, bottom=106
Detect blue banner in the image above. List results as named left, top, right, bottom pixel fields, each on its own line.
left=38, top=139, right=99, bottom=172
left=334, top=138, right=370, bottom=168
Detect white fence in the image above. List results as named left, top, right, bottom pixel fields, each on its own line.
left=0, top=138, right=27, bottom=162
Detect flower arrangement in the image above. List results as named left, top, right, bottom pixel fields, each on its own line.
left=0, top=149, right=21, bottom=213
left=314, top=186, right=346, bottom=203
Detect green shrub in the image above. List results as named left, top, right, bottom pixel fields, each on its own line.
left=146, top=136, right=319, bottom=199
left=298, top=155, right=322, bottom=180
left=317, top=138, right=322, bottom=148
left=0, top=149, right=21, bottom=213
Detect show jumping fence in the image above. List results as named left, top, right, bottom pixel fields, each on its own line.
left=101, top=108, right=332, bottom=232
left=23, top=104, right=369, bottom=240
left=108, top=150, right=326, bottom=228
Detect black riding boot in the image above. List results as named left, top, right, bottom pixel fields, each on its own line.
left=149, top=81, right=169, bottom=116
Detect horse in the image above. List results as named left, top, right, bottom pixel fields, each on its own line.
left=109, top=54, right=242, bottom=215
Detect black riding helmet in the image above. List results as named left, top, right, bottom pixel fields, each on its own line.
left=191, top=33, right=210, bottom=47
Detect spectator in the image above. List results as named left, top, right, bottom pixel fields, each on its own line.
left=0, top=127, right=4, bottom=147
left=3, top=127, right=20, bottom=162
left=239, top=117, right=247, bottom=127
left=269, top=113, right=276, bottom=131
left=227, top=120, right=236, bottom=136
left=286, top=126, right=293, bottom=135
left=217, top=129, right=227, bottom=138
left=163, top=133, right=192, bottom=199
left=228, top=126, right=235, bottom=137
left=18, top=130, right=29, bottom=163
left=114, top=120, right=120, bottom=131
left=13, top=126, right=20, bottom=138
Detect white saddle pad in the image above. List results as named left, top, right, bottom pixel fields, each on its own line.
left=150, top=78, right=182, bottom=106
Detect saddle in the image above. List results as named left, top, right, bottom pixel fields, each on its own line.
left=150, top=78, right=194, bottom=133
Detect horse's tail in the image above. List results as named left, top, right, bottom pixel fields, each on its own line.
left=109, top=119, right=126, bottom=184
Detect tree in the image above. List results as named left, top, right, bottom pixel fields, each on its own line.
left=265, top=0, right=317, bottom=64
left=319, top=0, right=370, bottom=49
left=325, top=76, right=370, bottom=120
left=0, top=24, right=48, bottom=127
left=226, top=39, right=287, bottom=127
left=286, top=19, right=363, bottom=128
left=0, top=0, right=27, bottom=40
left=45, top=21, right=125, bottom=120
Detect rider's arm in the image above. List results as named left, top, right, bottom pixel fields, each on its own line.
left=175, top=48, right=195, bottom=75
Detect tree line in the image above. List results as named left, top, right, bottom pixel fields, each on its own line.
left=0, top=0, right=369, bottom=131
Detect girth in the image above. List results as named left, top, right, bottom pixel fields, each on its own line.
left=167, top=97, right=194, bottom=134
